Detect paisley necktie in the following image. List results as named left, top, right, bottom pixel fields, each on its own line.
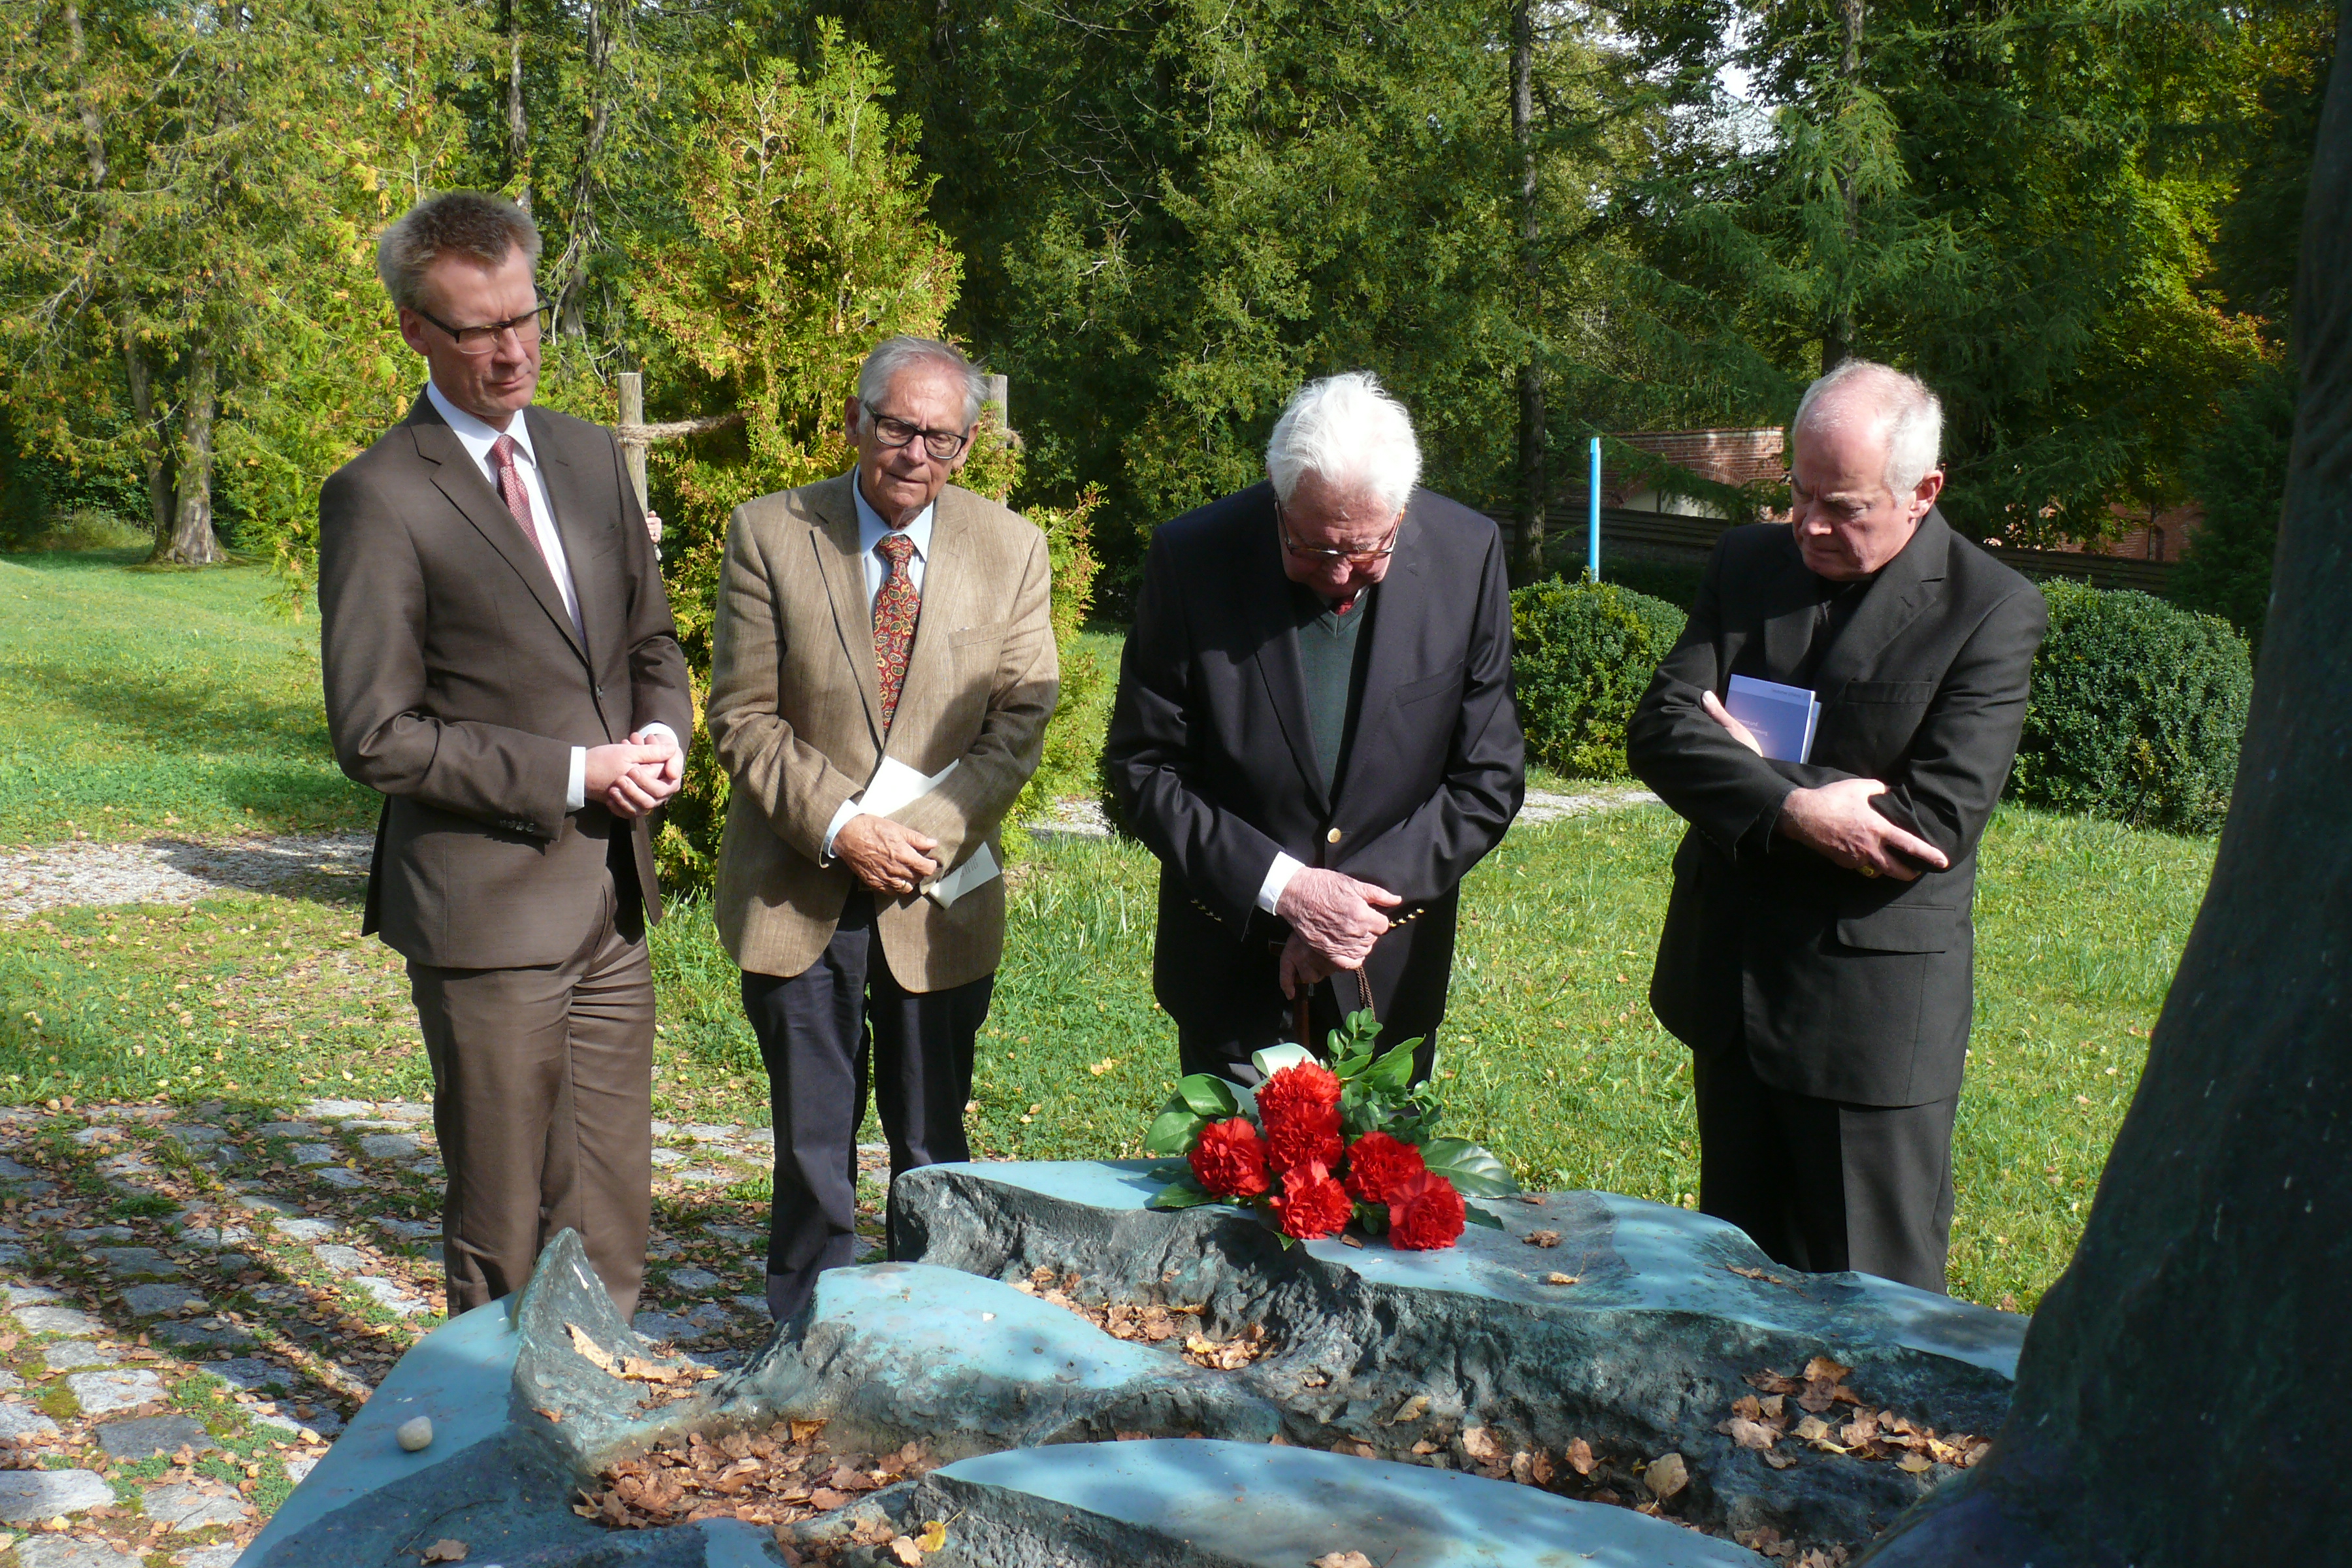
left=873, top=531, right=920, bottom=730
left=489, top=434, right=548, bottom=567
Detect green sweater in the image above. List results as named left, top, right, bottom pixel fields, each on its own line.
left=1291, top=582, right=1376, bottom=800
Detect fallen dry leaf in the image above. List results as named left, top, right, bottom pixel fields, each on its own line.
left=1544, top=1271, right=1580, bottom=1286
left=1387, top=1394, right=1431, bottom=1426
left=1793, top=1415, right=1833, bottom=1443
left=1897, top=1452, right=1935, bottom=1474
left=889, top=1536, right=923, bottom=1565
left=534, top=1407, right=564, bottom=1424
left=1565, top=1437, right=1595, bottom=1477
left=1460, top=1426, right=1502, bottom=1463
left=1644, top=1452, right=1689, bottom=1500
left=419, top=1541, right=468, bottom=1564
left=1524, top=1230, right=1561, bottom=1248
left=1803, top=1356, right=1852, bottom=1384
left=1725, top=1417, right=1777, bottom=1452
left=1312, top=1554, right=1377, bottom=1568
left=917, top=1520, right=947, bottom=1551
left=789, top=1420, right=826, bottom=1444
left=566, top=1324, right=615, bottom=1374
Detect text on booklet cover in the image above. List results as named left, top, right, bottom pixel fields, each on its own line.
left=1724, top=674, right=1821, bottom=764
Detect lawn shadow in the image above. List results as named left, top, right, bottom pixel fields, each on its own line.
left=146, top=836, right=371, bottom=909
left=24, top=659, right=331, bottom=759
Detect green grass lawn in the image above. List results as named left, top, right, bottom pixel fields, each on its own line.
left=0, top=550, right=2219, bottom=1312
left=0, top=549, right=374, bottom=843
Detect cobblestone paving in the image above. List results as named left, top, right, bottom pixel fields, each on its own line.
left=0, top=1097, right=884, bottom=1564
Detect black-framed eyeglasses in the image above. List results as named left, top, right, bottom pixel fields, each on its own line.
left=413, top=301, right=552, bottom=355
left=1277, top=501, right=1400, bottom=566
left=860, top=400, right=973, bottom=461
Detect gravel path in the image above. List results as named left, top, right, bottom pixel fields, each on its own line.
left=0, top=836, right=371, bottom=919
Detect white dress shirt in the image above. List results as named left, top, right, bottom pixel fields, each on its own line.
left=823, top=472, right=938, bottom=855
left=426, top=382, right=674, bottom=813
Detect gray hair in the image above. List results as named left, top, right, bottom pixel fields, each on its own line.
left=855, top=336, right=987, bottom=431
left=375, top=192, right=541, bottom=311
left=1265, top=372, right=1422, bottom=515
left=1793, top=359, right=1944, bottom=496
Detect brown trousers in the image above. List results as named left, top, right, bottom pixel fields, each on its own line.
left=406, top=873, right=654, bottom=1319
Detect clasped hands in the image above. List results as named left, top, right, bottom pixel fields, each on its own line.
left=583, top=729, right=685, bottom=819
left=1275, top=868, right=1401, bottom=999
left=834, top=813, right=940, bottom=898
left=1699, top=689, right=1948, bottom=882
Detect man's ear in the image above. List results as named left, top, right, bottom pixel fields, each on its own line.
left=843, top=395, right=863, bottom=447
left=395, top=307, right=431, bottom=359
left=1912, top=467, right=1946, bottom=519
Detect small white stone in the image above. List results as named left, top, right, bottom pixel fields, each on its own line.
left=396, top=1414, right=433, bottom=1451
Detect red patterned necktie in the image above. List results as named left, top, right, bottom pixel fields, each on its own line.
left=873, top=531, right=920, bottom=730
left=489, top=434, right=549, bottom=566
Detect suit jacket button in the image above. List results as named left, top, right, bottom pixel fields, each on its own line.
left=1326, top=828, right=1343, bottom=844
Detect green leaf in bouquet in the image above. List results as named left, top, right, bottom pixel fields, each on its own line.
left=1462, top=1203, right=1505, bottom=1231
left=1420, top=1138, right=1522, bottom=1197
left=1143, top=1107, right=1208, bottom=1156
left=1249, top=1042, right=1316, bottom=1081
left=1362, top=1036, right=1424, bottom=1094
left=1354, top=1201, right=1390, bottom=1235
left=1177, top=1074, right=1241, bottom=1119
left=1147, top=1177, right=1227, bottom=1211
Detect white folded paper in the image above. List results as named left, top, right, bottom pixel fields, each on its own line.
left=858, top=756, right=1002, bottom=907
left=1724, top=674, right=1821, bottom=764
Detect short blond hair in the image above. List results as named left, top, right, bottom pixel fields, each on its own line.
left=375, top=192, right=541, bottom=310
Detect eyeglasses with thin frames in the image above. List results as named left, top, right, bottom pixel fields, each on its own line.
left=1277, top=501, right=1401, bottom=566
left=860, top=400, right=974, bottom=461
left=413, top=302, right=553, bottom=356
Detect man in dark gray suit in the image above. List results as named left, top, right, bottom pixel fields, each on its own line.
left=318, top=191, right=693, bottom=1318
left=1105, top=372, right=1524, bottom=1081
left=1626, top=359, right=2047, bottom=1294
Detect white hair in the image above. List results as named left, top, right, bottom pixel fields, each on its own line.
left=1793, top=359, right=1944, bottom=496
left=855, top=336, right=987, bottom=430
left=1264, top=371, right=1422, bottom=515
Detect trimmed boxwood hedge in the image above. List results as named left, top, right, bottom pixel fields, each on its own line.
left=2010, top=579, right=2251, bottom=835
left=1510, top=576, right=1687, bottom=778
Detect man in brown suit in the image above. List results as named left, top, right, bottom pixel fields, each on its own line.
left=318, top=192, right=693, bottom=1318
left=708, top=336, right=1056, bottom=1320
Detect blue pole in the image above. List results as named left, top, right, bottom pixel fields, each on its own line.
left=1588, top=436, right=1603, bottom=584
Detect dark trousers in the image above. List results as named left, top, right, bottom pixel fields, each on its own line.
left=406, top=867, right=653, bottom=1319
left=1692, top=1045, right=1959, bottom=1294
left=742, top=889, right=992, bottom=1323
left=1176, top=962, right=1436, bottom=1085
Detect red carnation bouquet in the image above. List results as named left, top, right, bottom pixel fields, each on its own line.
left=1146, top=1010, right=1516, bottom=1249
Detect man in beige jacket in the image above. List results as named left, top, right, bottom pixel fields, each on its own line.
left=708, top=336, right=1056, bottom=1320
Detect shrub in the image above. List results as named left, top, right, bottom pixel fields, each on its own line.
left=1510, top=576, right=1687, bottom=778
left=2011, top=580, right=2251, bottom=835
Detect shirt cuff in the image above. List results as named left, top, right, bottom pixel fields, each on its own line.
left=822, top=796, right=866, bottom=862
left=566, top=746, right=587, bottom=813
left=1257, top=851, right=1307, bottom=915
left=638, top=722, right=679, bottom=749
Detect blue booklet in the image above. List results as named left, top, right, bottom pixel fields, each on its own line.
left=1724, top=675, right=1820, bottom=763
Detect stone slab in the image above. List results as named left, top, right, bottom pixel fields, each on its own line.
left=175, top=1546, right=246, bottom=1568
left=142, top=1479, right=252, bottom=1530
left=271, top=1217, right=335, bottom=1243
left=65, top=1226, right=137, bottom=1244
left=92, top=1247, right=182, bottom=1280
left=95, top=1413, right=216, bottom=1459
left=204, top=1357, right=291, bottom=1393
left=0, top=1467, right=115, bottom=1522
left=15, top=1537, right=142, bottom=1568
left=357, top=1134, right=419, bottom=1159
left=67, top=1369, right=165, bottom=1416
left=311, top=1245, right=369, bottom=1275
left=291, top=1144, right=338, bottom=1166
left=0, top=1155, right=37, bottom=1178
left=922, top=1438, right=1765, bottom=1567
left=312, top=1168, right=368, bottom=1190
left=123, top=1283, right=206, bottom=1317
left=0, top=1401, right=60, bottom=1439
left=16, top=1304, right=103, bottom=1336
left=42, top=1341, right=121, bottom=1370
left=153, top=1316, right=257, bottom=1352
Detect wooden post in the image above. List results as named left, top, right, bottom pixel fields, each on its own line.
left=985, top=372, right=1009, bottom=425
left=617, top=371, right=649, bottom=512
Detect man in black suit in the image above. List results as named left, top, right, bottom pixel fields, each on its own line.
left=1626, top=359, right=2046, bottom=1293
left=1105, top=372, right=1525, bottom=1080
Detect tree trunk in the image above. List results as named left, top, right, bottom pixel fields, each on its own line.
left=123, top=338, right=175, bottom=542
left=1821, top=0, right=1865, bottom=370
left=553, top=0, right=615, bottom=336
left=1857, top=15, right=2352, bottom=1560
left=154, top=344, right=223, bottom=566
left=1509, top=0, right=1546, bottom=585
left=504, top=0, right=531, bottom=213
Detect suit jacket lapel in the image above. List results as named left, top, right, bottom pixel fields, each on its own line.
left=1333, top=491, right=1431, bottom=808
left=1747, top=529, right=1823, bottom=683
left=889, top=490, right=966, bottom=759
left=405, top=398, right=586, bottom=662
left=527, top=405, right=600, bottom=661
left=1241, top=489, right=1330, bottom=816
left=1812, top=509, right=1952, bottom=693
left=806, top=474, right=886, bottom=753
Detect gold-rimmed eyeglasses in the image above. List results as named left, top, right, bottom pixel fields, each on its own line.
left=1277, top=501, right=1400, bottom=566
left=413, top=301, right=552, bottom=356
